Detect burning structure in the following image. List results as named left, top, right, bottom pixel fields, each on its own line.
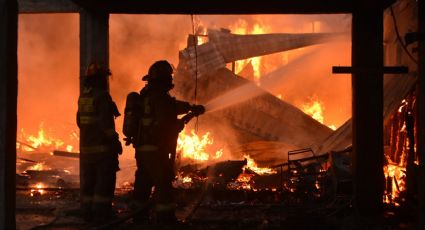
left=1, top=0, right=425, bottom=229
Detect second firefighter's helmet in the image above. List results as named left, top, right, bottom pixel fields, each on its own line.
left=142, top=60, right=173, bottom=81
left=142, top=60, right=174, bottom=90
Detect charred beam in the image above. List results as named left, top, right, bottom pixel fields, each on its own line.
left=0, top=0, right=18, bottom=229
left=18, top=0, right=78, bottom=13
left=17, top=0, right=398, bottom=15
left=52, top=150, right=79, bottom=158
left=332, top=66, right=408, bottom=74
left=352, top=1, right=384, bottom=217
left=72, top=0, right=354, bottom=14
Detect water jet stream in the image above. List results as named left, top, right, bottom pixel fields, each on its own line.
left=204, top=47, right=322, bottom=113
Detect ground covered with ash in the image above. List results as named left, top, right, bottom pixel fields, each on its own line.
left=16, top=186, right=419, bottom=230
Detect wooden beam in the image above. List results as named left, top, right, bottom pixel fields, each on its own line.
left=79, top=8, right=109, bottom=91
left=17, top=0, right=399, bottom=15
left=0, top=0, right=18, bottom=229
left=18, top=0, right=404, bottom=15
left=18, top=0, right=78, bottom=13
left=72, top=0, right=354, bottom=14
left=351, top=1, right=384, bottom=217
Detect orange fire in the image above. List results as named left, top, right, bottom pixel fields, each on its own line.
left=30, top=183, right=46, bottom=196
left=383, top=99, right=412, bottom=206
left=230, top=20, right=270, bottom=82
left=383, top=160, right=406, bottom=206
left=243, top=154, right=277, bottom=175
left=229, top=156, right=277, bottom=190
left=177, top=128, right=223, bottom=162
left=301, top=97, right=336, bottom=130
left=26, top=162, right=51, bottom=171
left=228, top=173, right=253, bottom=190
left=17, top=123, right=76, bottom=153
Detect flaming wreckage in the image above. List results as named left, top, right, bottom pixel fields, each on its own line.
left=17, top=27, right=417, bottom=228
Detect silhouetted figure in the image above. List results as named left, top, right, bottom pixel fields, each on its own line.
left=77, top=63, right=122, bottom=222
left=123, top=60, right=205, bottom=224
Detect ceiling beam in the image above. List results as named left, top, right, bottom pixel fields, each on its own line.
left=18, top=0, right=400, bottom=15
left=74, top=0, right=354, bottom=14
left=18, top=0, right=79, bottom=13
left=20, top=0, right=355, bottom=14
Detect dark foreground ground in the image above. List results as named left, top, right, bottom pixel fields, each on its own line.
left=16, top=187, right=419, bottom=230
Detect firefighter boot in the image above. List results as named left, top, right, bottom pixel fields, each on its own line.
left=156, top=210, right=177, bottom=224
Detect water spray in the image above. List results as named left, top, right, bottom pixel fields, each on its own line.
left=204, top=47, right=322, bottom=113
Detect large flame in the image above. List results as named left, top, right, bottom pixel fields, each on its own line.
left=301, top=97, right=336, bottom=130
left=17, top=122, right=76, bottom=153
left=177, top=128, right=223, bottom=161
left=383, top=99, right=412, bottom=206
left=230, top=20, right=270, bottom=82
left=383, top=160, right=406, bottom=206
left=243, top=154, right=277, bottom=175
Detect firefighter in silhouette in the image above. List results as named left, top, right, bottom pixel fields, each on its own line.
left=77, top=63, right=122, bottom=222
left=123, top=60, right=205, bottom=224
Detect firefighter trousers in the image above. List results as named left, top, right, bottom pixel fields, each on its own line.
left=134, top=150, right=176, bottom=222
left=80, top=153, right=119, bottom=221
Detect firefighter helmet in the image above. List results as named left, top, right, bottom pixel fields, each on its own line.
left=142, top=60, right=174, bottom=82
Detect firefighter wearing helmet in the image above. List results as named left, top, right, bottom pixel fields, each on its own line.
left=77, top=63, right=122, bottom=222
left=123, top=60, right=205, bottom=224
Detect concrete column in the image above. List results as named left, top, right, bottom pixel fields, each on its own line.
left=0, top=0, right=18, bottom=229
left=79, top=8, right=109, bottom=91
left=351, top=0, right=384, bottom=217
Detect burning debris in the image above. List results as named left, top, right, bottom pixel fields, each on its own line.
left=14, top=6, right=421, bottom=228
left=16, top=124, right=80, bottom=194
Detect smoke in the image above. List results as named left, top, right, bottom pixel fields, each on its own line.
left=18, top=13, right=351, bottom=184
left=18, top=14, right=80, bottom=142
left=204, top=47, right=321, bottom=113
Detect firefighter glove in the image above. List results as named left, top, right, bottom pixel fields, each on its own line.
left=123, top=137, right=133, bottom=146
left=191, top=105, right=205, bottom=116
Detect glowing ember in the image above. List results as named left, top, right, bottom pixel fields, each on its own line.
left=26, top=162, right=51, bottom=171
left=243, top=155, right=277, bottom=175
left=177, top=129, right=223, bottom=161
left=30, top=183, right=46, bottom=196
left=236, top=173, right=253, bottom=183
left=383, top=99, right=414, bottom=205
left=173, top=172, right=207, bottom=189
left=383, top=160, right=406, bottom=205
left=228, top=172, right=254, bottom=190
left=182, top=176, right=193, bottom=183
